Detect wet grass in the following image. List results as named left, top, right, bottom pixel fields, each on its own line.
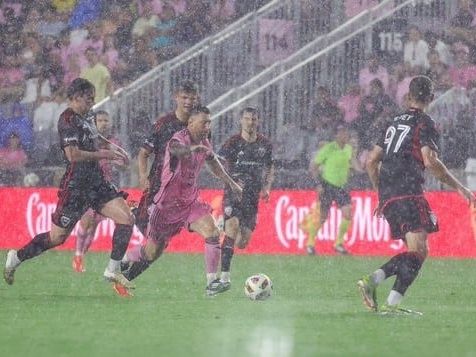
left=1, top=251, right=475, bottom=357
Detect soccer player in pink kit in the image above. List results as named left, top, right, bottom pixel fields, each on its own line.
left=116, top=106, right=242, bottom=296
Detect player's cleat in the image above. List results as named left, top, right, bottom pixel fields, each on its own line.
left=378, top=304, right=423, bottom=316
left=4, top=250, right=18, bottom=285
left=306, top=245, right=316, bottom=256
left=220, top=281, right=231, bottom=292
left=103, top=270, right=135, bottom=289
left=72, top=255, right=85, bottom=273
left=206, top=279, right=230, bottom=296
left=112, top=282, right=134, bottom=297
left=357, top=275, right=378, bottom=311
left=334, top=244, right=349, bottom=255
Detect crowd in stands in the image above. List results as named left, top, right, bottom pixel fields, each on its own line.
left=1, top=0, right=476, bottom=190
left=0, top=0, right=269, bottom=186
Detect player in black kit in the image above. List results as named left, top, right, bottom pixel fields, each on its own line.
left=358, top=76, right=475, bottom=315
left=135, top=81, right=199, bottom=234
left=3, top=78, right=136, bottom=295
left=218, top=107, right=274, bottom=289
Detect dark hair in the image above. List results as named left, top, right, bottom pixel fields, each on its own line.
left=240, top=106, right=260, bottom=118
left=190, top=105, right=210, bottom=116
left=409, top=75, right=434, bottom=103
left=66, top=78, right=95, bottom=99
left=95, top=110, right=109, bottom=116
left=176, top=80, right=198, bottom=94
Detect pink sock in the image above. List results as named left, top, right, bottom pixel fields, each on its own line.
left=75, top=226, right=88, bottom=255
left=204, top=239, right=220, bottom=274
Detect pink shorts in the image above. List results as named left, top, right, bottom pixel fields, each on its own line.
left=147, top=200, right=212, bottom=242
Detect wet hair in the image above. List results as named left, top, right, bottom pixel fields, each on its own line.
left=176, top=80, right=198, bottom=94
left=189, top=105, right=210, bottom=116
left=66, top=78, right=95, bottom=99
left=409, top=75, right=434, bottom=103
left=95, top=110, right=109, bottom=117
left=240, top=106, right=260, bottom=118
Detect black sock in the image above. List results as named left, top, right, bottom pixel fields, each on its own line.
left=111, top=224, right=133, bottom=261
left=379, top=252, right=409, bottom=278
left=221, top=236, right=235, bottom=273
left=393, top=252, right=424, bottom=295
left=17, top=232, right=54, bottom=261
left=124, top=259, right=151, bottom=281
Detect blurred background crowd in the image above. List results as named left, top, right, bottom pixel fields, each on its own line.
left=0, top=0, right=475, bottom=191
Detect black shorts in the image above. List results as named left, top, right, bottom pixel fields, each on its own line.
left=382, top=196, right=439, bottom=240
left=223, top=188, right=259, bottom=231
left=52, top=180, right=127, bottom=230
left=320, top=180, right=351, bottom=214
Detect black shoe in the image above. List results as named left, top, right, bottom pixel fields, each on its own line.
left=334, top=244, right=349, bottom=255
left=306, top=246, right=316, bottom=256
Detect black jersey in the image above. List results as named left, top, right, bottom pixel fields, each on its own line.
left=142, top=112, right=187, bottom=193
left=219, top=133, right=273, bottom=193
left=376, top=108, right=440, bottom=202
left=57, top=108, right=103, bottom=186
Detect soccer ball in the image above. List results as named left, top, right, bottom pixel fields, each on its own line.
left=244, top=273, right=273, bottom=300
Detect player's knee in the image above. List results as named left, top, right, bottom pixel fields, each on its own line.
left=50, top=233, right=69, bottom=246
left=236, top=240, right=248, bottom=249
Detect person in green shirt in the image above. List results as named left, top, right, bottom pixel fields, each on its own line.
left=306, top=125, right=363, bottom=255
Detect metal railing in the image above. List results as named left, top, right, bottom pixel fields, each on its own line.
left=94, top=0, right=348, bottom=149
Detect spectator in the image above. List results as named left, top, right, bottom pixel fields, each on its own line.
left=132, top=1, right=159, bottom=37
left=448, top=0, right=476, bottom=63
left=0, top=54, right=25, bottom=103
left=68, top=0, right=103, bottom=29
left=21, top=67, right=52, bottom=105
left=0, top=132, right=28, bottom=186
left=425, top=30, right=452, bottom=66
left=354, top=78, right=397, bottom=148
left=175, top=1, right=212, bottom=46
left=274, top=121, right=307, bottom=170
left=101, top=34, right=119, bottom=70
left=425, top=50, right=452, bottom=94
left=403, top=25, right=429, bottom=71
left=448, top=42, right=476, bottom=89
left=80, top=47, right=112, bottom=102
left=358, top=54, right=390, bottom=95
left=150, top=3, right=179, bottom=60
left=37, top=4, right=68, bottom=39
left=338, top=84, right=362, bottom=124
left=308, top=86, right=344, bottom=146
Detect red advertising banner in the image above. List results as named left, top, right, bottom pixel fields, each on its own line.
left=0, top=188, right=475, bottom=257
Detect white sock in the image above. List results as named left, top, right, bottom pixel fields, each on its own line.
left=75, top=252, right=82, bottom=257
left=220, top=272, right=230, bottom=283
left=106, top=259, right=121, bottom=273
left=207, top=273, right=217, bottom=285
left=371, top=269, right=386, bottom=285
left=387, top=290, right=403, bottom=306
left=7, top=250, right=21, bottom=269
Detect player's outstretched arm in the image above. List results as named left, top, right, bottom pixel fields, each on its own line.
left=422, top=146, right=476, bottom=205
left=206, top=156, right=242, bottom=199
left=64, top=145, right=126, bottom=163
left=366, top=145, right=383, bottom=191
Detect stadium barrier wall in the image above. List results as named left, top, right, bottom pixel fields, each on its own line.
left=1, top=188, right=475, bottom=258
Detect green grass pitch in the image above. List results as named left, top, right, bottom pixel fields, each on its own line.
left=1, top=251, right=475, bottom=357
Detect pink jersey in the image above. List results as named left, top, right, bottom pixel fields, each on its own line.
left=152, top=129, right=213, bottom=222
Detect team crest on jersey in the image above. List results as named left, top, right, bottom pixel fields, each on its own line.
left=60, top=215, right=72, bottom=227
left=257, top=147, right=266, bottom=157
left=224, top=206, right=233, bottom=217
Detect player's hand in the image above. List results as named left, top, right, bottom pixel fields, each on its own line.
left=260, top=189, right=270, bottom=202
left=190, top=145, right=211, bottom=154
left=139, top=175, right=150, bottom=191
left=458, top=187, right=476, bottom=207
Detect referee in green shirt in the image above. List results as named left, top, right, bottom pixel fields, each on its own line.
left=307, top=125, right=362, bottom=255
